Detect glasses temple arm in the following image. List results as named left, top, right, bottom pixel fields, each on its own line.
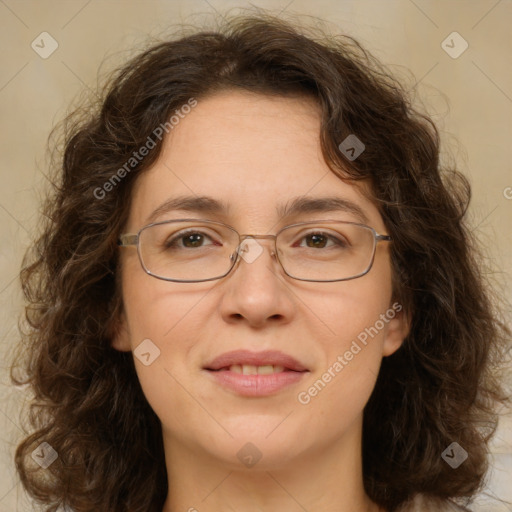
left=118, top=234, right=138, bottom=246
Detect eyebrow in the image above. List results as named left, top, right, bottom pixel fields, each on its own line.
left=145, top=194, right=369, bottom=225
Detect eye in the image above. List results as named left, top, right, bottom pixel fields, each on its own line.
left=164, top=229, right=220, bottom=249
left=296, top=231, right=348, bottom=249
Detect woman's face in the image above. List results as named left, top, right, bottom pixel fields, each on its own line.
left=113, top=90, right=408, bottom=470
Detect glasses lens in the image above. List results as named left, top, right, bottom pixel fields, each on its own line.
left=137, top=220, right=377, bottom=282
left=277, top=221, right=376, bottom=281
left=139, top=221, right=238, bottom=281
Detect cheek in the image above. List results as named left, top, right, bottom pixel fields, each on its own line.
left=316, top=257, right=394, bottom=353
left=295, top=298, right=391, bottom=445
left=297, top=254, right=393, bottom=413
left=120, top=271, right=214, bottom=426
left=121, top=261, right=206, bottom=344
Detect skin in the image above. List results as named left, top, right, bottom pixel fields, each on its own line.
left=112, top=90, right=409, bottom=512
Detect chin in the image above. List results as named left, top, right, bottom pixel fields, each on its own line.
left=203, top=418, right=311, bottom=467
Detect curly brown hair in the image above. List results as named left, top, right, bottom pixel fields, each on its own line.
left=10, top=12, right=510, bottom=512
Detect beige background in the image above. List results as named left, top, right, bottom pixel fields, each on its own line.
left=0, top=0, right=511, bottom=510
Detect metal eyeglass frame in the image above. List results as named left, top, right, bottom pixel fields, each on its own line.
left=118, top=218, right=392, bottom=283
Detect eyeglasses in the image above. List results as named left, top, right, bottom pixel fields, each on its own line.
left=118, top=218, right=391, bottom=283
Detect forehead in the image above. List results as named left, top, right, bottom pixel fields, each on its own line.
left=127, top=90, right=383, bottom=231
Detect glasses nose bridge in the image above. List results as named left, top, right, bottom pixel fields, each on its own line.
left=237, top=233, right=278, bottom=258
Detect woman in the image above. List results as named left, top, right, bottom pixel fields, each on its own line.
left=11, top=12, right=510, bottom=512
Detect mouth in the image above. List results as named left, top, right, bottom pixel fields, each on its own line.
left=203, top=350, right=310, bottom=397
left=208, top=364, right=302, bottom=375
left=204, top=349, right=309, bottom=372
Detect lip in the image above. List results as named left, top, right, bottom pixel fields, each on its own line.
left=204, top=349, right=309, bottom=372
left=203, top=350, right=310, bottom=397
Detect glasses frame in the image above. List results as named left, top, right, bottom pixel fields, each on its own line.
left=118, top=218, right=392, bottom=283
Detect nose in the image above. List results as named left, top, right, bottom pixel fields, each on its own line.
left=218, top=235, right=296, bottom=328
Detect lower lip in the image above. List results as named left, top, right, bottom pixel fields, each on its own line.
left=205, top=369, right=308, bottom=397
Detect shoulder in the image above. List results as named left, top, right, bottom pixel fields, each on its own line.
left=396, top=494, right=473, bottom=512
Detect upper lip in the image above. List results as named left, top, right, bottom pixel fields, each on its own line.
left=204, top=350, right=309, bottom=372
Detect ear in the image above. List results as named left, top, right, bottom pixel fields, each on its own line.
left=382, top=302, right=410, bottom=357
left=110, top=310, right=132, bottom=352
